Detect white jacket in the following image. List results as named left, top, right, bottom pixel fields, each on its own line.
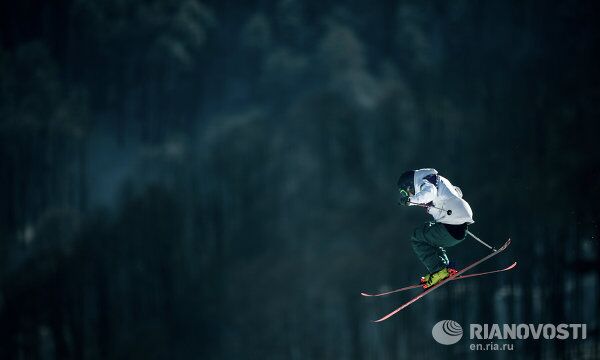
left=409, top=168, right=474, bottom=225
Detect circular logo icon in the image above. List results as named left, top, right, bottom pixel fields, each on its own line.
left=432, top=320, right=463, bottom=345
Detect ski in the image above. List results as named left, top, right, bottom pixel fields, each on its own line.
left=360, top=261, right=517, bottom=297
left=372, top=238, right=512, bottom=323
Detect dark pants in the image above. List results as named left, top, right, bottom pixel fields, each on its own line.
left=411, top=222, right=468, bottom=273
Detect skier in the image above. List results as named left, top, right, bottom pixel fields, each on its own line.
left=397, top=168, right=474, bottom=289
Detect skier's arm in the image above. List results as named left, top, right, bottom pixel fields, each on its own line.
left=409, top=180, right=437, bottom=205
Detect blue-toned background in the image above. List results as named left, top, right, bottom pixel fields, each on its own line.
left=1, top=1, right=598, bottom=359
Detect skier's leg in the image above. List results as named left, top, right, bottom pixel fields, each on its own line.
left=411, top=222, right=465, bottom=273
left=411, top=222, right=447, bottom=273
left=427, top=223, right=466, bottom=269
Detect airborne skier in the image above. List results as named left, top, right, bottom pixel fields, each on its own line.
left=397, top=168, right=474, bottom=289
left=361, top=169, right=512, bottom=321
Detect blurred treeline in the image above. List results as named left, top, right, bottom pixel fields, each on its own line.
left=1, top=0, right=599, bottom=359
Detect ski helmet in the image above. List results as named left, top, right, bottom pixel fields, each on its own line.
left=397, top=170, right=415, bottom=197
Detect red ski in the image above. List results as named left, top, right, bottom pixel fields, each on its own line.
left=372, top=238, right=512, bottom=323
left=360, top=261, right=517, bottom=297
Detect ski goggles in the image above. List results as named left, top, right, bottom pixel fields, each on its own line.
left=398, top=189, right=409, bottom=198
left=398, top=188, right=411, bottom=205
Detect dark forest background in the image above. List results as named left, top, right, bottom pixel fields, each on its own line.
left=1, top=0, right=599, bottom=359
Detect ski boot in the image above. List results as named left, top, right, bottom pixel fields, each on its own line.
left=421, top=267, right=458, bottom=289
